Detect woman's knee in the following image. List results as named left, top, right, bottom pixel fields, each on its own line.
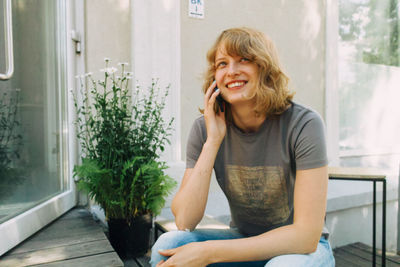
left=152, top=230, right=194, bottom=251
left=150, top=230, right=196, bottom=266
left=265, top=239, right=335, bottom=267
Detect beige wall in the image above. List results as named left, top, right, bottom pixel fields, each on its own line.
left=180, top=0, right=326, bottom=159
left=85, top=0, right=131, bottom=77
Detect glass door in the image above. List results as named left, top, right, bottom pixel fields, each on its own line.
left=0, top=0, right=76, bottom=255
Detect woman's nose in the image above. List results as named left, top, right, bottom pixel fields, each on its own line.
left=227, top=62, right=240, bottom=76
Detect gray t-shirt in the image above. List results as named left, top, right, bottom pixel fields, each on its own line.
left=186, top=102, right=328, bottom=237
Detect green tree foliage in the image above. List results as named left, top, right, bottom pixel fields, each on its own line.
left=339, top=0, right=399, bottom=66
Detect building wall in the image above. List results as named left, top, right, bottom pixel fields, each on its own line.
left=326, top=197, right=397, bottom=251
left=85, top=0, right=131, bottom=77
left=180, top=0, right=326, bottom=160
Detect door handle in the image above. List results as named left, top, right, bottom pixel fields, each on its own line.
left=0, top=0, right=14, bottom=80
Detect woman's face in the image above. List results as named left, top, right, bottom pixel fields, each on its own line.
left=214, top=45, right=259, bottom=106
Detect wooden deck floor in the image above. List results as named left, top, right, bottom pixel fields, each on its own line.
left=126, top=246, right=400, bottom=267
left=1, top=208, right=399, bottom=267
left=0, top=208, right=123, bottom=267
left=334, top=243, right=400, bottom=267
left=124, top=243, right=400, bottom=267
left=125, top=243, right=400, bottom=267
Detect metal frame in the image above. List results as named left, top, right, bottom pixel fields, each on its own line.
left=0, top=0, right=14, bottom=80
left=329, top=175, right=386, bottom=267
left=397, top=165, right=400, bottom=256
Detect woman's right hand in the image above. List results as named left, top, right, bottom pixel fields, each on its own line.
left=204, top=81, right=226, bottom=146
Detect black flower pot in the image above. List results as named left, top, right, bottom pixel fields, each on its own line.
left=108, top=214, right=152, bottom=259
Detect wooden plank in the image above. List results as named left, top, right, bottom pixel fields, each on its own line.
left=351, top=242, right=400, bottom=265
left=23, top=220, right=104, bottom=242
left=35, top=252, right=123, bottom=267
left=328, top=166, right=386, bottom=180
left=122, top=258, right=142, bottom=267
left=7, top=215, right=106, bottom=255
left=333, top=252, right=361, bottom=267
left=344, top=244, right=383, bottom=266
left=383, top=260, right=400, bottom=267
left=135, top=253, right=151, bottom=267
left=10, top=229, right=106, bottom=255
left=56, top=208, right=93, bottom=221
left=35, top=215, right=101, bottom=235
left=0, top=239, right=115, bottom=266
left=13, top=218, right=102, bottom=243
left=333, top=247, right=372, bottom=267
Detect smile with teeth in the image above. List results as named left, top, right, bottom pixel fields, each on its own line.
left=227, top=81, right=246, bottom=88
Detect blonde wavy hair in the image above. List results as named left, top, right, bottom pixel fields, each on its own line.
left=202, top=27, right=294, bottom=118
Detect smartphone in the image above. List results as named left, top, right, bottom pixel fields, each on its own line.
left=214, top=86, right=224, bottom=112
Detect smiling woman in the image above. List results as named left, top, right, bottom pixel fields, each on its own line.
left=150, top=27, right=335, bottom=267
left=203, top=28, right=294, bottom=123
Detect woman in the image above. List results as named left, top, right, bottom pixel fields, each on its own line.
left=150, top=27, right=335, bottom=267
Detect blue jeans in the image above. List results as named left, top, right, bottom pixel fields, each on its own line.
left=150, top=229, right=335, bottom=267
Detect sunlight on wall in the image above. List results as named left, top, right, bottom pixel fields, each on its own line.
left=300, top=0, right=321, bottom=60
left=162, top=0, right=173, bottom=11
left=362, top=206, right=368, bottom=217
left=339, top=62, right=400, bottom=178
left=112, top=0, right=129, bottom=11
left=330, top=215, right=339, bottom=233
left=359, top=66, right=400, bottom=154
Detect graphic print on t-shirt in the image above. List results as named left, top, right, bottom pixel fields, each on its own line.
left=225, top=165, right=290, bottom=226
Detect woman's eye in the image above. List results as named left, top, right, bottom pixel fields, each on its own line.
left=240, top=57, right=250, bottom=62
left=216, top=62, right=227, bottom=68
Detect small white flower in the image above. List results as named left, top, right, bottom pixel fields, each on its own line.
left=118, top=62, right=129, bottom=66
left=126, top=72, right=133, bottom=76
left=85, top=72, right=93, bottom=77
left=106, top=67, right=118, bottom=74
left=104, top=57, right=110, bottom=62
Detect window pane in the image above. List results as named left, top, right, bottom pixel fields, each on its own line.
left=338, top=0, right=400, bottom=170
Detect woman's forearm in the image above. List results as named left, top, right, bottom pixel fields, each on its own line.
left=205, top=223, right=322, bottom=264
left=171, top=141, right=220, bottom=230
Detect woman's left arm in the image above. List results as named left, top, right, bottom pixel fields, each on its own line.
left=158, top=165, right=328, bottom=266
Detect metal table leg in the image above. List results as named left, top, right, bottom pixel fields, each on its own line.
left=373, top=181, right=376, bottom=267
left=382, top=180, right=386, bottom=267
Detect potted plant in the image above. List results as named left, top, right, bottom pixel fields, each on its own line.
left=72, top=59, right=177, bottom=258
